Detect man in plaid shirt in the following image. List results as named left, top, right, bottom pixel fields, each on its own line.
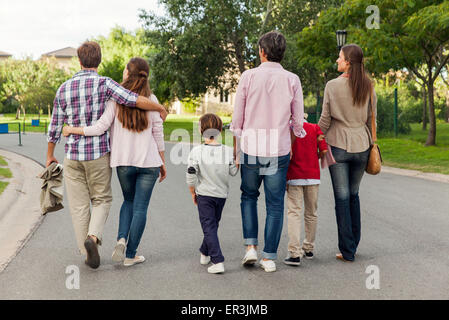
left=46, top=42, right=167, bottom=269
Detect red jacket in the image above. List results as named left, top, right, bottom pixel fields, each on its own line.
left=287, top=122, right=327, bottom=181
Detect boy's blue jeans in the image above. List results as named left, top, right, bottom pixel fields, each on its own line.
left=328, top=146, right=369, bottom=261
left=240, top=152, right=290, bottom=260
left=116, top=166, right=160, bottom=259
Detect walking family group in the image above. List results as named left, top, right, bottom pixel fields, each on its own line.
left=45, top=30, right=377, bottom=274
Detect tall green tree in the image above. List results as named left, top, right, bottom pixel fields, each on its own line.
left=23, top=62, right=68, bottom=119
left=296, top=0, right=449, bottom=145
left=93, top=26, right=153, bottom=83
left=0, top=58, right=69, bottom=118
left=334, top=0, right=449, bottom=145
left=139, top=0, right=263, bottom=103
left=0, top=59, right=36, bottom=118
left=139, top=0, right=343, bottom=103
left=296, top=7, right=342, bottom=100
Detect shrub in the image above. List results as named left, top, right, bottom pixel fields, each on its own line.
left=377, top=93, right=411, bottom=135
left=181, top=98, right=200, bottom=114
left=0, top=98, right=19, bottom=114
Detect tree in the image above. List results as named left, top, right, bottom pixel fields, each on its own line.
left=439, top=64, right=449, bottom=122
left=139, top=0, right=263, bottom=103
left=139, top=0, right=343, bottom=103
left=267, top=0, right=344, bottom=95
left=22, top=68, right=67, bottom=119
left=296, top=0, right=449, bottom=145
left=0, top=58, right=69, bottom=119
left=333, top=0, right=449, bottom=146
left=296, top=7, right=342, bottom=98
left=0, top=59, right=35, bottom=118
left=93, top=26, right=153, bottom=83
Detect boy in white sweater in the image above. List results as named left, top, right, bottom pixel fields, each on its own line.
left=186, top=113, right=239, bottom=274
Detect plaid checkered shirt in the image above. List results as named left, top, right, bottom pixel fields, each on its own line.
left=47, top=70, right=138, bottom=161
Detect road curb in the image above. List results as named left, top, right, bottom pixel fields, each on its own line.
left=382, top=166, right=449, bottom=184
left=0, top=149, right=45, bottom=273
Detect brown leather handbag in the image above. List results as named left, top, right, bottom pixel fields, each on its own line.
left=366, top=91, right=382, bottom=175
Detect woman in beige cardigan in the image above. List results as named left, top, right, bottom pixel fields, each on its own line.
left=318, top=44, right=376, bottom=262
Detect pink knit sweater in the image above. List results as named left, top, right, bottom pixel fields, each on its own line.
left=83, top=94, right=165, bottom=168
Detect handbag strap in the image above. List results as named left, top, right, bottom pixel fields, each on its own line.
left=369, top=89, right=377, bottom=142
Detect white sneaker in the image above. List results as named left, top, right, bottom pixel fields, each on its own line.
left=124, top=255, right=145, bottom=267
left=200, top=254, right=211, bottom=265
left=242, top=248, right=258, bottom=265
left=259, top=259, right=276, bottom=272
left=208, top=262, right=225, bottom=274
left=111, top=238, right=126, bottom=262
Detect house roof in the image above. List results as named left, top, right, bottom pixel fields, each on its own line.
left=0, top=51, right=12, bottom=57
left=42, top=47, right=77, bottom=58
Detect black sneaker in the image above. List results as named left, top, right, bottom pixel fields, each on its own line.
left=284, top=256, right=301, bottom=266
left=304, top=251, right=314, bottom=259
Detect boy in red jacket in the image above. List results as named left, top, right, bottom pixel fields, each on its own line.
left=284, top=119, right=327, bottom=266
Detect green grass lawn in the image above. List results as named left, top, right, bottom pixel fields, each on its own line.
left=0, top=114, right=50, bottom=133
left=0, top=168, right=12, bottom=178
left=0, top=155, right=10, bottom=195
left=0, top=113, right=232, bottom=136
left=378, top=123, right=449, bottom=174
left=0, top=181, right=8, bottom=195
left=2, top=112, right=447, bottom=175
left=163, top=114, right=231, bottom=143
left=0, top=155, right=7, bottom=166
left=167, top=117, right=449, bottom=175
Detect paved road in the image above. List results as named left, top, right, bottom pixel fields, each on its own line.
left=0, top=133, right=448, bottom=299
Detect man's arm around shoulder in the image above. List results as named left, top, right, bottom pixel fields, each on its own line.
left=136, top=96, right=168, bottom=121
left=106, top=78, right=168, bottom=121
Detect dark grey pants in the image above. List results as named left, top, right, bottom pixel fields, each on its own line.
left=329, top=146, right=370, bottom=261
left=197, top=195, right=226, bottom=264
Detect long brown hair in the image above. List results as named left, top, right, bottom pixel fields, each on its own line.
left=117, top=57, right=152, bottom=132
left=341, top=44, right=373, bottom=106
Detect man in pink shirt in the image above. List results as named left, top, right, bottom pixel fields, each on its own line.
left=230, top=31, right=305, bottom=272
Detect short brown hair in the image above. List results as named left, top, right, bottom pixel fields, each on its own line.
left=258, top=31, right=286, bottom=63
left=77, top=41, right=102, bottom=68
left=199, top=113, right=223, bottom=139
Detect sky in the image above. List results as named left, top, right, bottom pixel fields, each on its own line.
left=0, top=0, right=164, bottom=59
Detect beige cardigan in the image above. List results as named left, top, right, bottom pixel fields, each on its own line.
left=318, top=76, right=377, bottom=153
left=38, top=162, right=64, bottom=215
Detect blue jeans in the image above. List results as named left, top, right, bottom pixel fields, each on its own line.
left=328, top=146, right=370, bottom=261
left=116, top=166, right=160, bottom=259
left=240, top=153, right=290, bottom=260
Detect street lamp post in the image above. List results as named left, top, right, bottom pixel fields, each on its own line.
left=336, top=30, right=347, bottom=51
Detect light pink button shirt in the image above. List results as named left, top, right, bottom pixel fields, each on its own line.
left=83, top=94, right=165, bottom=168
left=230, top=62, right=305, bottom=157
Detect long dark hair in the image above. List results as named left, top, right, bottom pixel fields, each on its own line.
left=341, top=44, right=373, bottom=106
left=117, top=57, right=152, bottom=132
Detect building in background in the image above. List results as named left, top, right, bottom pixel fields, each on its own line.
left=198, top=88, right=235, bottom=116
left=41, top=47, right=77, bottom=71
left=0, top=51, right=12, bottom=61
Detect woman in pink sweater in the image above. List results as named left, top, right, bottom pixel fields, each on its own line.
left=63, top=57, right=166, bottom=267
